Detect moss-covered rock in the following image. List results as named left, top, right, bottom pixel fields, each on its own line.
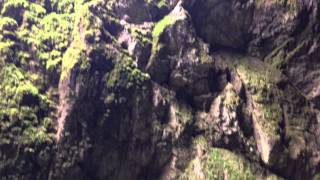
left=180, top=136, right=280, bottom=180
left=0, top=64, right=55, bottom=178
left=236, top=60, right=282, bottom=140
left=1, top=0, right=320, bottom=179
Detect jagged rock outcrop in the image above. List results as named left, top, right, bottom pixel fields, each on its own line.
left=1, top=0, right=320, bottom=179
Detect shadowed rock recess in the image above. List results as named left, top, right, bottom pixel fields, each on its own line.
left=1, top=0, right=320, bottom=179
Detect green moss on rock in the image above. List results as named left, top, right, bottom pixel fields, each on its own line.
left=0, top=63, right=55, bottom=178
left=174, top=102, right=193, bottom=125
left=1, top=0, right=29, bottom=15
left=255, top=0, right=300, bottom=11
left=151, top=15, right=174, bottom=55
left=202, top=148, right=256, bottom=180
left=0, top=16, right=18, bottom=30
left=104, top=55, right=150, bottom=105
left=146, top=0, right=168, bottom=9
left=223, top=83, right=240, bottom=109
left=36, top=13, right=74, bottom=70
left=236, top=60, right=282, bottom=139
left=153, top=15, right=174, bottom=38
left=150, top=8, right=186, bottom=60
left=106, top=56, right=150, bottom=90
left=0, top=64, right=54, bottom=141
left=181, top=137, right=257, bottom=180
left=128, top=27, right=152, bottom=45
left=61, top=41, right=87, bottom=79
left=61, top=0, right=103, bottom=79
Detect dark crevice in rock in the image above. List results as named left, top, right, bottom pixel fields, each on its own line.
left=175, top=89, right=195, bottom=108
left=237, top=105, right=254, bottom=138
left=210, top=43, right=248, bottom=55
left=189, top=0, right=253, bottom=52
left=208, top=68, right=228, bottom=93
left=279, top=104, right=287, bottom=146
left=20, top=94, right=40, bottom=107
left=291, top=8, right=311, bottom=36
left=3, top=0, right=320, bottom=179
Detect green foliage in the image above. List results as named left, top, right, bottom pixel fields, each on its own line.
left=50, top=0, right=75, bottom=13
left=104, top=55, right=150, bottom=104
left=175, top=103, right=193, bottom=124
left=152, top=15, right=173, bottom=38
left=151, top=15, right=174, bottom=56
left=106, top=56, right=150, bottom=90
left=156, top=0, right=167, bottom=8
left=1, top=0, right=29, bottom=15
left=181, top=137, right=258, bottom=180
left=194, top=137, right=255, bottom=179
left=0, top=64, right=54, bottom=177
left=150, top=11, right=186, bottom=58
left=0, top=64, right=54, bottom=147
left=61, top=0, right=103, bottom=78
left=146, top=0, right=168, bottom=8
left=0, top=0, right=93, bottom=177
left=36, top=13, right=74, bottom=70
left=0, top=17, right=18, bottom=60
left=202, top=148, right=255, bottom=180
left=237, top=61, right=282, bottom=139
left=128, top=27, right=152, bottom=45
left=0, top=0, right=83, bottom=73
left=223, top=83, right=240, bottom=109
left=0, top=65, right=28, bottom=106
left=61, top=41, right=87, bottom=78
left=22, top=126, right=53, bottom=144
left=0, top=16, right=18, bottom=30
left=78, top=1, right=103, bottom=43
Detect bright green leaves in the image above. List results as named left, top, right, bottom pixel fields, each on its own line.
left=16, top=82, right=39, bottom=97
left=0, top=17, right=18, bottom=61
left=1, top=0, right=46, bottom=27
left=152, top=15, right=173, bottom=38
left=75, top=0, right=102, bottom=44
left=151, top=15, right=174, bottom=56
left=0, top=16, right=18, bottom=30
left=0, top=0, right=91, bottom=177
left=152, top=15, right=174, bottom=52
left=0, top=64, right=54, bottom=146
left=0, top=65, right=37, bottom=108
left=104, top=55, right=150, bottom=105
left=61, top=0, right=104, bottom=78
left=61, top=42, right=87, bottom=78
left=202, top=148, right=255, bottom=180
left=37, top=13, right=74, bottom=70
left=1, top=0, right=29, bottom=15
left=21, top=126, right=54, bottom=145
left=50, top=0, right=76, bottom=13
left=106, top=56, right=150, bottom=90
left=0, top=0, right=78, bottom=71
left=145, top=0, right=168, bottom=9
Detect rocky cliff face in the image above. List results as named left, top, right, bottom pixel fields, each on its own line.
left=1, top=0, right=320, bottom=179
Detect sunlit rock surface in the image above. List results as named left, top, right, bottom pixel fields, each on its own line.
left=0, top=0, right=320, bottom=179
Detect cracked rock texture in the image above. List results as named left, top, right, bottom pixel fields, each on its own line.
left=0, top=0, right=320, bottom=179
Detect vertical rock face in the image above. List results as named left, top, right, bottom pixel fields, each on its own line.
left=1, top=0, right=320, bottom=179
left=189, top=0, right=254, bottom=50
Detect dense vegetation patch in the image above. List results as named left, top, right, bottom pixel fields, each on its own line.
left=180, top=137, right=263, bottom=180
left=236, top=60, right=282, bottom=139
left=0, top=64, right=55, bottom=178
left=0, top=0, right=81, bottom=177
left=104, top=55, right=150, bottom=105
